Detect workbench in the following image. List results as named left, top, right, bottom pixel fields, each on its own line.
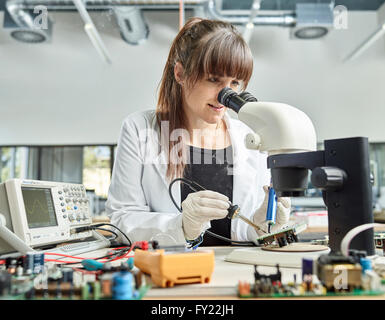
left=144, top=246, right=303, bottom=299
left=51, top=243, right=385, bottom=300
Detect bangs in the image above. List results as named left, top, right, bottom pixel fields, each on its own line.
left=190, top=30, right=253, bottom=88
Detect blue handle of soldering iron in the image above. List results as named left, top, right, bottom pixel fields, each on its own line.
left=266, top=187, right=277, bottom=225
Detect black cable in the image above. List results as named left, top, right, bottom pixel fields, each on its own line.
left=93, top=227, right=119, bottom=240
left=91, top=223, right=132, bottom=247
left=169, top=178, right=256, bottom=246
left=205, top=230, right=255, bottom=246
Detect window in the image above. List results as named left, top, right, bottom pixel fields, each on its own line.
left=0, top=147, right=29, bottom=182
left=83, top=146, right=112, bottom=198
left=0, top=145, right=116, bottom=217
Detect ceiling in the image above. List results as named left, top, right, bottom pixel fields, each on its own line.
left=1, top=0, right=385, bottom=12
left=222, top=0, right=385, bottom=11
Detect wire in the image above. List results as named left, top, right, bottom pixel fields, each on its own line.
left=93, top=227, right=119, bottom=240
left=91, top=223, right=132, bottom=247
left=169, top=177, right=202, bottom=212
left=44, top=253, right=85, bottom=260
left=205, top=230, right=255, bottom=246
left=340, top=223, right=384, bottom=257
left=45, top=243, right=135, bottom=266
left=169, top=178, right=256, bottom=247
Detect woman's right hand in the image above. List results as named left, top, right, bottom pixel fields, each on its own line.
left=181, top=190, right=230, bottom=241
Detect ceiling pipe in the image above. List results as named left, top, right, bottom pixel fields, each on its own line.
left=5, top=0, right=300, bottom=47
left=6, top=0, right=208, bottom=11
left=6, top=0, right=296, bottom=26
left=204, top=0, right=296, bottom=26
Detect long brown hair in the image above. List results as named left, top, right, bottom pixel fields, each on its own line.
left=157, top=17, right=253, bottom=180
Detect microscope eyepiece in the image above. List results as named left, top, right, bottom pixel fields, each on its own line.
left=239, top=91, right=258, bottom=102
left=217, top=87, right=247, bottom=113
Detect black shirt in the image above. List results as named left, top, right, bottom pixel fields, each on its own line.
left=181, top=145, right=234, bottom=246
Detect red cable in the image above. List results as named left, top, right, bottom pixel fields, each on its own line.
left=44, top=241, right=146, bottom=264
left=44, top=253, right=85, bottom=259
left=45, top=258, right=82, bottom=264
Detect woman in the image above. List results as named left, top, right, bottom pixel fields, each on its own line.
left=105, top=17, right=291, bottom=247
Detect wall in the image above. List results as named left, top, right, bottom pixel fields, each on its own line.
left=0, top=8, right=385, bottom=145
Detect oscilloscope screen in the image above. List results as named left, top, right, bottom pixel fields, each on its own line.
left=21, top=187, right=58, bottom=229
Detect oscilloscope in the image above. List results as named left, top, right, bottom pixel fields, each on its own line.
left=0, top=178, right=104, bottom=254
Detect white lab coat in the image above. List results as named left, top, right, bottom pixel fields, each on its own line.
left=105, top=109, right=270, bottom=244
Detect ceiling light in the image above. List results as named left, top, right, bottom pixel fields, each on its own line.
left=10, top=29, right=47, bottom=43
left=4, top=5, right=52, bottom=43
left=294, top=26, right=329, bottom=39
left=291, top=3, right=333, bottom=40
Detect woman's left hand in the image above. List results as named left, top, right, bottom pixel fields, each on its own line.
left=252, top=185, right=291, bottom=235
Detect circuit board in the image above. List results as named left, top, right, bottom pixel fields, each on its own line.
left=237, top=252, right=385, bottom=299
left=0, top=249, right=150, bottom=300
left=255, top=223, right=307, bottom=247
left=237, top=281, right=385, bottom=299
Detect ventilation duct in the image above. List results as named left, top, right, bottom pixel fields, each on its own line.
left=113, top=6, right=149, bottom=45
left=290, top=3, right=334, bottom=39
left=4, top=2, right=52, bottom=43
left=4, top=0, right=337, bottom=45
left=205, top=0, right=296, bottom=27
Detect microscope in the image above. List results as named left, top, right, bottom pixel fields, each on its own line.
left=218, top=88, right=375, bottom=256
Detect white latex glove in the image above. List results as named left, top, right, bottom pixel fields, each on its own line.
left=252, top=185, right=291, bottom=236
left=182, top=190, right=230, bottom=241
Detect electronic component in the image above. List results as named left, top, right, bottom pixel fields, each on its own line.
left=237, top=252, right=385, bottom=299
left=134, top=248, right=215, bottom=288
left=0, top=254, right=150, bottom=300
left=0, top=179, right=93, bottom=253
left=255, top=223, right=307, bottom=247
left=23, top=252, right=45, bottom=275
left=316, top=254, right=362, bottom=291
left=0, top=179, right=112, bottom=257
left=374, top=232, right=385, bottom=254
left=112, top=267, right=134, bottom=300
left=302, top=257, right=313, bottom=280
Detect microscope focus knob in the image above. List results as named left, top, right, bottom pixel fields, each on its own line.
left=311, top=167, right=346, bottom=190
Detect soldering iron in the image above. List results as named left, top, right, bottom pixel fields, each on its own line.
left=226, top=203, right=267, bottom=234
left=266, top=187, right=278, bottom=233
